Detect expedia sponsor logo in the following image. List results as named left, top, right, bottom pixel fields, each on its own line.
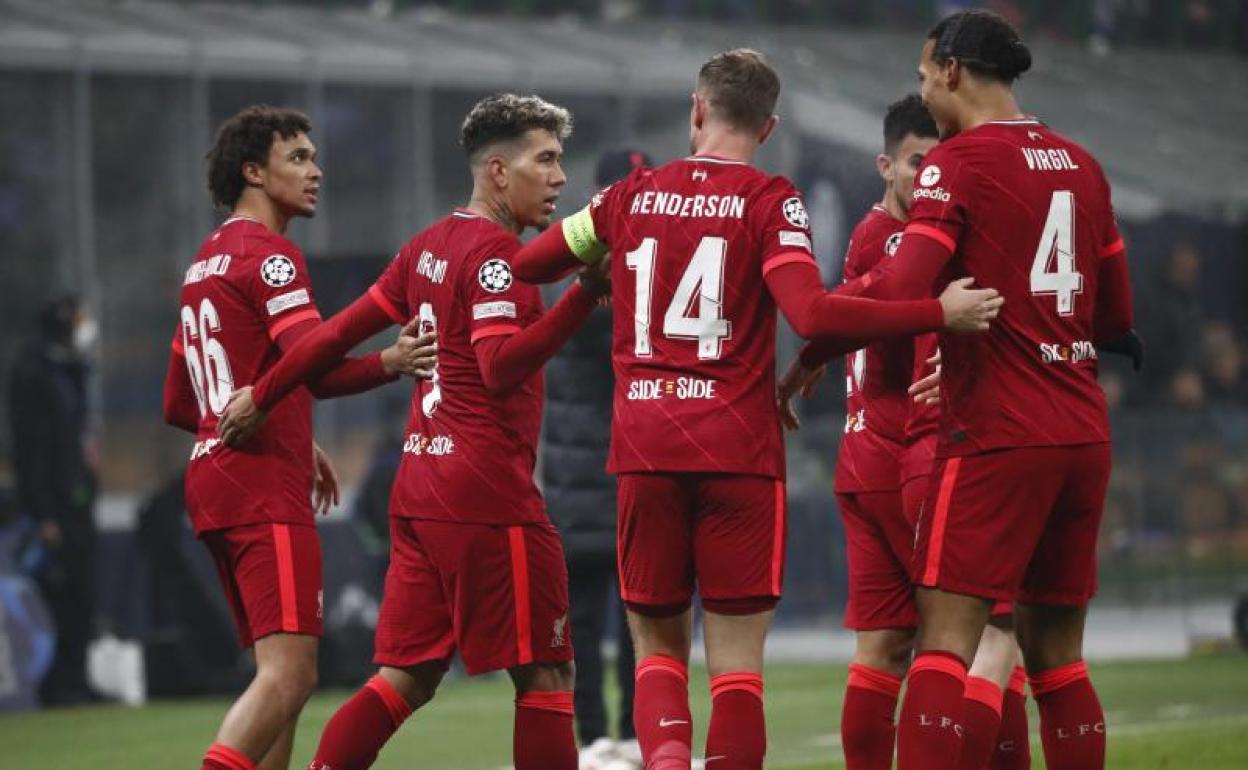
left=1040, top=340, right=1097, bottom=364
left=913, top=186, right=952, bottom=203
left=626, top=377, right=718, bottom=401
left=402, top=432, right=454, bottom=457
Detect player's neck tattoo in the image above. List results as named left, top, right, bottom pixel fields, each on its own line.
left=469, top=197, right=521, bottom=234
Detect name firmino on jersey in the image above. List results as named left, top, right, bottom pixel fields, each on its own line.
left=1021, top=147, right=1081, bottom=172
left=629, top=191, right=746, bottom=219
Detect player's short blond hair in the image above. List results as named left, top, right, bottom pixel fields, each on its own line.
left=459, top=93, right=573, bottom=163
left=696, top=48, right=781, bottom=133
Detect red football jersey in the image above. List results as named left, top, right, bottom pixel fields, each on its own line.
left=835, top=205, right=912, bottom=493
left=906, top=119, right=1123, bottom=456
left=587, top=156, right=818, bottom=478
left=900, top=333, right=940, bottom=484
left=173, top=216, right=322, bottom=533
left=368, top=210, right=548, bottom=525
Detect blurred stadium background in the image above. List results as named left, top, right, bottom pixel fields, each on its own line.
left=0, top=0, right=1246, bottom=766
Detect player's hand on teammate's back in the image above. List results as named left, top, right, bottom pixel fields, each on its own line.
left=939, top=277, right=1004, bottom=333
left=776, top=359, right=827, bottom=431
left=908, top=351, right=941, bottom=406
left=577, top=255, right=612, bottom=303
left=383, top=320, right=437, bottom=379
left=311, top=442, right=340, bottom=514
left=218, top=386, right=265, bottom=448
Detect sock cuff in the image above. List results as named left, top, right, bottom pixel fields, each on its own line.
left=710, top=671, right=764, bottom=700
left=637, top=654, right=689, bottom=685
left=846, top=663, right=903, bottom=699
left=909, top=651, right=968, bottom=684
left=365, top=674, right=414, bottom=727
left=205, top=744, right=257, bottom=770
left=516, top=689, right=575, bottom=716
left=964, top=675, right=1004, bottom=714
left=1008, top=665, right=1028, bottom=696
left=1028, top=660, right=1089, bottom=697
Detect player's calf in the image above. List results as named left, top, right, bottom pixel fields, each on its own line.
left=508, top=662, right=577, bottom=770
left=701, top=608, right=774, bottom=770
left=842, top=628, right=913, bottom=770
left=958, top=617, right=1020, bottom=770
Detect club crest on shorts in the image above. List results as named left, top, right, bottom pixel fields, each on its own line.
left=550, top=614, right=568, bottom=648
left=260, top=254, right=297, bottom=287
left=478, top=258, right=513, bottom=293
left=782, top=196, right=809, bottom=229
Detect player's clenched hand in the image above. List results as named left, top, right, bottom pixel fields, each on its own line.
left=939, top=277, right=1004, bottom=333
left=218, top=386, right=266, bottom=447
left=311, top=441, right=340, bottom=515
left=383, top=318, right=437, bottom=379
left=908, top=350, right=941, bottom=405
left=577, top=255, right=612, bottom=303
left=776, top=358, right=826, bottom=431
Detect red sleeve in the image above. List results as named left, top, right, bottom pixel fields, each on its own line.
left=464, top=240, right=545, bottom=345
left=754, top=177, right=820, bottom=278
left=369, top=246, right=416, bottom=324
left=273, top=320, right=398, bottom=399
left=511, top=221, right=582, bottom=284
left=474, top=280, right=598, bottom=395
left=1093, top=250, right=1133, bottom=343
left=252, top=292, right=396, bottom=411
left=162, top=338, right=201, bottom=434
left=764, top=260, right=944, bottom=341
left=241, top=239, right=324, bottom=342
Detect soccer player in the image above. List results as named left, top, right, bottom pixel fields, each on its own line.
left=814, top=12, right=1134, bottom=770
left=779, top=95, right=1030, bottom=770
left=163, top=105, right=435, bottom=770
left=510, top=49, right=1004, bottom=770
left=217, top=93, right=609, bottom=770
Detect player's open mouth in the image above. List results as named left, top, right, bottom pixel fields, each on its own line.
left=542, top=196, right=558, bottom=214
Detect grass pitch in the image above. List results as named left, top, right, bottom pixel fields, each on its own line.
left=2, top=655, right=1245, bottom=768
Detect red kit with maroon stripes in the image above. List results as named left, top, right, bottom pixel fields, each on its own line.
left=173, top=216, right=324, bottom=643
left=586, top=156, right=805, bottom=609
left=906, top=119, right=1125, bottom=603
left=366, top=210, right=571, bottom=673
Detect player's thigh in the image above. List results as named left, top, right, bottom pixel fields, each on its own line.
left=617, top=472, right=696, bottom=613
left=913, top=449, right=1064, bottom=602
left=693, top=473, right=784, bottom=612
left=838, top=490, right=917, bottom=631
left=373, top=517, right=455, bottom=671
left=205, top=522, right=323, bottom=649
left=448, top=520, right=574, bottom=676
left=1020, top=443, right=1112, bottom=606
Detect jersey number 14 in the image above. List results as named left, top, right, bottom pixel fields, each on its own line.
left=625, top=236, right=732, bottom=360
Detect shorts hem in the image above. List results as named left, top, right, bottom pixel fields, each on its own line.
left=844, top=616, right=919, bottom=632
left=373, top=652, right=453, bottom=672
left=461, top=648, right=575, bottom=677
left=915, top=576, right=1016, bottom=603
left=1017, top=589, right=1096, bottom=607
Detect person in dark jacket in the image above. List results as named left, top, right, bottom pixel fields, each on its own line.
left=8, top=293, right=103, bottom=706
left=543, top=148, right=651, bottom=769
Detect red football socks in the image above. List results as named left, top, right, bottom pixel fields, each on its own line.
left=634, top=655, right=694, bottom=770
left=308, top=675, right=413, bottom=770
left=841, top=663, right=903, bottom=770
left=201, top=744, right=256, bottom=770
left=514, top=690, right=577, bottom=770
left=897, top=651, right=968, bottom=770
left=992, top=666, right=1031, bottom=770
left=1030, top=661, right=1105, bottom=770
left=957, top=676, right=1004, bottom=770
left=705, top=672, right=766, bottom=769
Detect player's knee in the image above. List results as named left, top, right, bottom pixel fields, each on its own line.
left=855, top=631, right=914, bottom=678
left=510, top=660, right=575, bottom=693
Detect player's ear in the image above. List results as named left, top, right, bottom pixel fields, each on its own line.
left=876, top=153, right=892, bottom=182
left=945, top=57, right=962, bottom=93
left=485, top=153, right=508, bottom=190
left=241, top=160, right=265, bottom=188
left=691, top=92, right=705, bottom=130
left=757, top=114, right=779, bottom=146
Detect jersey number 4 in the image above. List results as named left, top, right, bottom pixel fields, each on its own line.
left=1029, top=190, right=1084, bottom=316
left=625, top=236, right=732, bottom=360
left=180, top=298, right=234, bottom=417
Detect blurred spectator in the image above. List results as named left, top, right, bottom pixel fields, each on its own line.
left=1202, top=322, right=1248, bottom=406
left=1139, top=242, right=1206, bottom=407
left=7, top=293, right=105, bottom=707
left=543, top=148, right=650, bottom=770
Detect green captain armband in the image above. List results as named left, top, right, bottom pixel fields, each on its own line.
left=562, top=205, right=608, bottom=265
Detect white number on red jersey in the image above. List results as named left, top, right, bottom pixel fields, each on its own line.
left=846, top=348, right=866, bottom=397
left=180, top=298, right=235, bottom=416
left=418, top=302, right=442, bottom=417
left=1030, top=190, right=1084, bottom=316
left=625, top=236, right=732, bottom=361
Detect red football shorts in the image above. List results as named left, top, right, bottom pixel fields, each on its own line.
left=374, top=517, right=573, bottom=676
left=202, top=522, right=323, bottom=648
left=616, top=472, right=786, bottom=615
left=914, top=444, right=1111, bottom=606
left=837, top=490, right=918, bottom=630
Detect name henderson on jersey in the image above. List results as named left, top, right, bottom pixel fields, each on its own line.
left=628, top=189, right=747, bottom=219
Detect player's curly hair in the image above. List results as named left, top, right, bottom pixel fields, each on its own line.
left=883, top=93, right=938, bottom=154
left=459, top=93, right=573, bottom=164
left=928, top=10, right=1032, bottom=84
left=206, top=105, right=311, bottom=210
left=697, top=48, right=781, bottom=133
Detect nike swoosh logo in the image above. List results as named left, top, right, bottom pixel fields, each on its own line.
left=658, top=718, right=689, bottom=727
left=705, top=757, right=727, bottom=764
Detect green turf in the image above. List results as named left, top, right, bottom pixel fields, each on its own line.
left=2, top=655, right=1246, bottom=768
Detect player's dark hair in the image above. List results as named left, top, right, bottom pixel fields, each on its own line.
left=206, top=105, right=311, bottom=210
left=927, top=10, right=1032, bottom=84
left=883, top=94, right=938, bottom=155
left=697, top=48, right=781, bottom=133
left=459, top=93, right=573, bottom=164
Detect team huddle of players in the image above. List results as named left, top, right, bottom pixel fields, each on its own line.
left=165, top=8, right=1134, bottom=770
